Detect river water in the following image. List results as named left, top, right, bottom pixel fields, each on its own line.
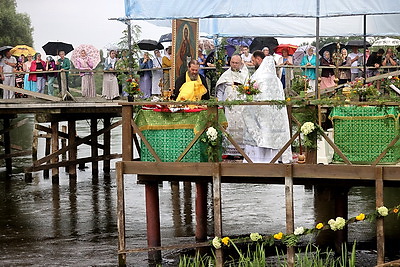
left=0, top=116, right=399, bottom=266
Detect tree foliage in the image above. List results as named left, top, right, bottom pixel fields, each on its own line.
left=0, top=0, right=33, bottom=46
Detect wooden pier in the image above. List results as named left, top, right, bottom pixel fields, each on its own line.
left=0, top=84, right=123, bottom=181
left=116, top=102, right=400, bottom=266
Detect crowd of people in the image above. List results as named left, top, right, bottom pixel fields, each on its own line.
left=0, top=43, right=398, bottom=100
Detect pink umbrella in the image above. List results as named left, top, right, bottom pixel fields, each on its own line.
left=71, top=44, right=101, bottom=69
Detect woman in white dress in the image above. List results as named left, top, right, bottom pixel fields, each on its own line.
left=102, top=50, right=120, bottom=100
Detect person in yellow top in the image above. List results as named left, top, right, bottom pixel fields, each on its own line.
left=162, top=46, right=172, bottom=90
left=173, top=59, right=210, bottom=101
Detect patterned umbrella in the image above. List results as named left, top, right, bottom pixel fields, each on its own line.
left=71, top=44, right=101, bottom=69
left=10, top=45, right=36, bottom=57
left=274, top=44, right=298, bottom=55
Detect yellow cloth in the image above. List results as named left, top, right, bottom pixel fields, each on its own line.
left=176, top=72, right=207, bottom=101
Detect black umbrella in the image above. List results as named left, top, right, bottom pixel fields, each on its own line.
left=319, top=42, right=345, bottom=56
left=397, top=46, right=400, bottom=53
left=137, top=39, right=164, bottom=51
left=42, top=41, right=74, bottom=56
left=0, top=45, right=13, bottom=55
left=159, top=33, right=172, bottom=43
left=249, top=37, right=279, bottom=53
left=345, top=40, right=371, bottom=48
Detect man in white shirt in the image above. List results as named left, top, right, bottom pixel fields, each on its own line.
left=241, top=46, right=253, bottom=67
left=348, top=47, right=363, bottom=81
left=0, top=50, right=17, bottom=99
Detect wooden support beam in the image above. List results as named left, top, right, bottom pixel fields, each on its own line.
left=68, top=120, right=77, bottom=180
left=212, top=163, right=223, bottom=267
left=32, top=120, right=122, bottom=167
left=375, top=166, right=385, bottom=265
left=195, top=182, right=208, bottom=242
left=0, top=84, right=61, bottom=101
left=51, top=121, right=59, bottom=184
left=4, top=118, right=12, bottom=175
left=91, top=118, right=99, bottom=182
left=0, top=150, right=32, bottom=160
left=218, top=125, right=253, bottom=163
left=116, top=161, right=126, bottom=266
left=32, top=116, right=39, bottom=161
left=44, top=137, right=51, bottom=179
left=35, top=124, right=105, bottom=150
left=372, top=134, right=400, bottom=166
left=271, top=131, right=300, bottom=164
left=103, top=117, right=111, bottom=174
left=26, top=154, right=121, bottom=172
left=176, top=123, right=209, bottom=162
left=319, top=130, right=352, bottom=165
left=61, top=125, right=68, bottom=172
left=122, top=106, right=133, bottom=161
left=131, top=118, right=161, bottom=162
left=285, top=165, right=295, bottom=267
left=0, top=117, right=29, bottom=135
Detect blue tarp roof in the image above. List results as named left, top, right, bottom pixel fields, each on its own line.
left=123, top=0, right=400, bottom=37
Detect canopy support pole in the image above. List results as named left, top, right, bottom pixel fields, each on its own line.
left=363, top=15, right=367, bottom=80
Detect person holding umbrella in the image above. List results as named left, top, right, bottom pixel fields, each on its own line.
left=55, top=51, right=71, bottom=92
left=139, top=52, right=153, bottom=98
left=276, top=49, right=293, bottom=89
left=320, top=51, right=335, bottom=90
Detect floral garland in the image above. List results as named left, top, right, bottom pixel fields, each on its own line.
left=211, top=204, right=399, bottom=249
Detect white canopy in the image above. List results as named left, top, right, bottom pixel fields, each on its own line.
left=123, top=0, right=400, bottom=37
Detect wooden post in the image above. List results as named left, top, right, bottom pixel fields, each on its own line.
left=285, top=165, right=295, bottom=267
left=4, top=118, right=12, bottom=176
left=145, top=181, right=162, bottom=263
left=122, top=105, right=133, bottom=161
left=116, top=161, right=126, bottom=266
left=212, top=163, right=223, bottom=267
left=103, top=116, right=111, bottom=174
left=91, top=118, right=98, bottom=183
left=375, top=166, right=385, bottom=265
left=44, top=137, right=51, bottom=179
left=51, top=121, right=59, bottom=184
left=195, top=182, right=208, bottom=242
left=68, top=120, right=77, bottom=180
left=60, top=70, right=67, bottom=97
left=32, top=117, right=39, bottom=161
left=334, top=186, right=349, bottom=254
left=61, top=125, right=68, bottom=172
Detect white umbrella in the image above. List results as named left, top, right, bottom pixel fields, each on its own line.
left=372, top=37, right=400, bottom=47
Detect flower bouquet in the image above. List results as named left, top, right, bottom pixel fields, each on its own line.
left=201, top=127, right=221, bottom=162
left=124, top=77, right=143, bottom=101
left=236, top=79, right=261, bottom=101
left=348, top=78, right=379, bottom=101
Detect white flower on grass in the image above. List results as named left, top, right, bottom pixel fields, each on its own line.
left=294, top=227, right=305, bottom=236
left=328, top=217, right=346, bottom=231
left=300, top=122, right=315, bottom=135
left=250, top=233, right=262, bottom=241
left=377, top=206, right=389, bottom=217
left=388, top=76, right=393, bottom=79
left=212, top=236, right=221, bottom=249
left=206, top=127, right=218, bottom=141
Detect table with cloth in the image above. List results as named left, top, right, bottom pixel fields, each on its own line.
left=329, top=106, right=400, bottom=164
left=134, top=108, right=227, bottom=162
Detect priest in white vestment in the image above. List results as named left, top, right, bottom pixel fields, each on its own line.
left=215, top=55, right=249, bottom=156
left=242, top=51, right=292, bottom=163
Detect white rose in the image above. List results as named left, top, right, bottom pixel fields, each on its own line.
left=212, top=236, right=221, bottom=249
left=294, top=227, right=304, bottom=236
left=206, top=127, right=218, bottom=141
left=377, top=206, right=389, bottom=217
left=250, top=232, right=262, bottom=241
